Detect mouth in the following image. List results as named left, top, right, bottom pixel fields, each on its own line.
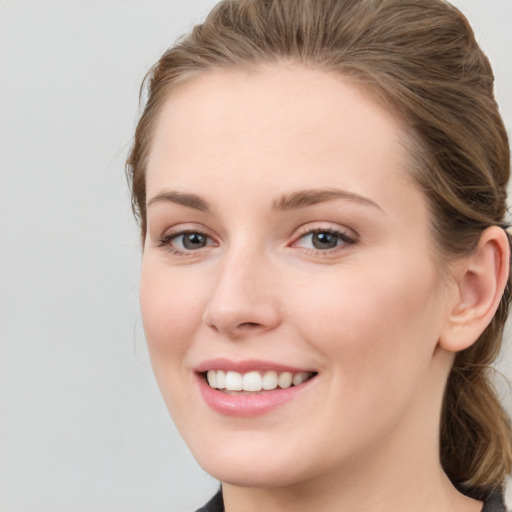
left=202, top=369, right=317, bottom=394
left=195, top=359, right=319, bottom=416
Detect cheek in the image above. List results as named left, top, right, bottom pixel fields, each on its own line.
left=139, top=259, right=213, bottom=428
left=292, top=255, right=444, bottom=388
left=139, top=260, right=205, bottom=369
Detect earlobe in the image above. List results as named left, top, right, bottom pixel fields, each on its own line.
left=439, top=226, right=510, bottom=353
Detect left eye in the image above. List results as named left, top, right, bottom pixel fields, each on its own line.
left=295, top=229, right=354, bottom=250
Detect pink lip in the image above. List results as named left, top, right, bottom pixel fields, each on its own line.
left=194, top=358, right=314, bottom=373
left=194, top=360, right=317, bottom=417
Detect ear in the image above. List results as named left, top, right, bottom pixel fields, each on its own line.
left=439, top=226, right=510, bottom=353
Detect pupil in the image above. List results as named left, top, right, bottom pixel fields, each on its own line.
left=312, top=231, right=338, bottom=249
left=183, top=233, right=206, bottom=249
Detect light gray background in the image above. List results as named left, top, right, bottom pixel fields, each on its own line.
left=0, top=1, right=511, bottom=511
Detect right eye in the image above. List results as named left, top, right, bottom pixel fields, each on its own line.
left=158, top=230, right=216, bottom=254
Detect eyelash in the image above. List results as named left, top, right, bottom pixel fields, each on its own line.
left=156, top=226, right=357, bottom=257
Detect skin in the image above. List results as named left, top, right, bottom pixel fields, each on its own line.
left=140, top=65, right=490, bottom=512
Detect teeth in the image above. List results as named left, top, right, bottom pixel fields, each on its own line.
left=206, top=370, right=312, bottom=392
left=225, top=371, right=243, bottom=391
left=278, top=371, right=293, bottom=389
left=262, top=370, right=278, bottom=390
left=216, top=370, right=226, bottom=389
left=206, top=370, right=217, bottom=388
left=292, top=372, right=308, bottom=386
left=242, top=371, right=262, bottom=392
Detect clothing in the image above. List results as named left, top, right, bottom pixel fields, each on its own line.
left=195, top=490, right=223, bottom=512
left=481, top=489, right=508, bottom=512
left=194, top=487, right=508, bottom=512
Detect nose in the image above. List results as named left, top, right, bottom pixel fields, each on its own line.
left=202, top=249, right=281, bottom=338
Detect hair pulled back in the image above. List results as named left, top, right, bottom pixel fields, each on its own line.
left=127, top=0, right=512, bottom=495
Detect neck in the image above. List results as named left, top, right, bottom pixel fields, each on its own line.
left=222, top=440, right=481, bottom=512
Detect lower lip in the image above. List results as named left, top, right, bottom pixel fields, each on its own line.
left=197, top=374, right=315, bottom=417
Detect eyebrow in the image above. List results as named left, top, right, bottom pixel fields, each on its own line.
left=147, top=191, right=210, bottom=212
left=272, top=188, right=383, bottom=212
left=146, top=188, right=383, bottom=213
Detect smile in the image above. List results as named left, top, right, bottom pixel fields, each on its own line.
left=205, top=369, right=315, bottom=392
left=195, top=361, right=318, bottom=417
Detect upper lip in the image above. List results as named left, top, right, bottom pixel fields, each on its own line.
left=194, top=358, right=316, bottom=374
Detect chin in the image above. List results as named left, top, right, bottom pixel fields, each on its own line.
left=198, top=456, right=308, bottom=489
left=185, top=432, right=325, bottom=489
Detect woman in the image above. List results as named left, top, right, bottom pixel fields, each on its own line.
left=126, top=0, right=512, bottom=510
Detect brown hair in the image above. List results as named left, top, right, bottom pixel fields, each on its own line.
left=126, top=0, right=512, bottom=495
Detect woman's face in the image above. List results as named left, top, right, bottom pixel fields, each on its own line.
left=140, top=65, right=455, bottom=488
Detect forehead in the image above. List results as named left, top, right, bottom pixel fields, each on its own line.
left=145, top=64, right=418, bottom=214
